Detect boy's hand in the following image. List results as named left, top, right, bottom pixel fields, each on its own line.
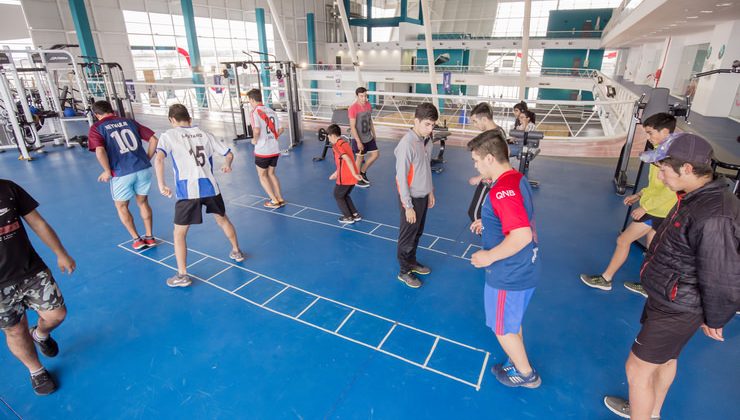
left=57, top=253, right=76, bottom=274
left=471, top=249, right=494, bottom=268
left=701, top=324, right=724, bottom=342
left=405, top=207, right=416, bottom=224
left=470, top=219, right=483, bottom=235
left=631, top=206, right=647, bottom=221
left=159, top=184, right=172, bottom=198
left=221, top=165, right=232, bottom=173
left=354, top=173, right=363, bottom=181
left=329, top=172, right=337, bottom=180
left=624, top=194, right=640, bottom=206
left=428, top=193, right=435, bottom=209
left=469, top=175, right=482, bottom=186
left=98, top=170, right=112, bottom=183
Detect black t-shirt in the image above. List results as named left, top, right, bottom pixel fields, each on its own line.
left=0, top=180, right=46, bottom=285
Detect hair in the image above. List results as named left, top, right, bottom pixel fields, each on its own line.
left=92, top=100, right=114, bottom=115
left=660, top=157, right=713, bottom=178
left=168, top=103, right=191, bottom=122
left=326, top=124, right=341, bottom=137
left=513, top=101, right=528, bottom=112
left=471, top=102, right=493, bottom=120
left=414, top=102, right=439, bottom=122
left=467, top=129, right=509, bottom=164
left=355, top=87, right=367, bottom=96
left=246, top=88, right=262, bottom=103
left=521, top=109, right=536, bottom=125
left=642, top=112, right=676, bottom=133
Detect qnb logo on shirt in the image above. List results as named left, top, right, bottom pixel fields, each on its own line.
left=495, top=190, right=517, bottom=200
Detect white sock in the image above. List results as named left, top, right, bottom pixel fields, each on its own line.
left=32, top=328, right=48, bottom=341
left=30, top=366, right=46, bottom=376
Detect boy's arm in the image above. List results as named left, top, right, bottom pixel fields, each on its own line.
left=394, top=141, right=413, bottom=209
left=154, top=150, right=171, bottom=197
left=471, top=227, right=533, bottom=268
left=146, top=135, right=159, bottom=160
left=222, top=151, right=234, bottom=173
left=95, top=147, right=113, bottom=182
left=23, top=210, right=76, bottom=273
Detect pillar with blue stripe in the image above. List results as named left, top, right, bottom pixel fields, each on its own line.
left=181, top=0, right=207, bottom=108
left=306, top=13, right=318, bottom=106
left=256, top=8, right=271, bottom=104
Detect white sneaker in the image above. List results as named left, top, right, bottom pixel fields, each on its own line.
left=166, top=273, right=192, bottom=288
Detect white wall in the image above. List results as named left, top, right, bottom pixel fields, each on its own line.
left=0, top=3, right=30, bottom=41
left=690, top=20, right=740, bottom=118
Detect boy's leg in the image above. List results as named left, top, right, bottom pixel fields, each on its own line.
left=410, top=196, right=429, bottom=265
left=650, top=358, right=677, bottom=418
left=256, top=166, right=278, bottom=202
left=114, top=200, right=140, bottom=239
left=213, top=214, right=240, bottom=253
left=135, top=195, right=153, bottom=238
left=646, top=229, right=657, bottom=248
left=173, top=224, right=190, bottom=275
left=345, top=186, right=358, bottom=215
left=397, top=202, right=422, bottom=274
left=496, top=332, right=533, bottom=375
left=602, top=221, right=652, bottom=281
left=2, top=316, right=43, bottom=372
left=626, top=352, right=663, bottom=420
left=267, top=166, right=284, bottom=203
left=363, top=149, right=379, bottom=173
left=334, top=185, right=352, bottom=217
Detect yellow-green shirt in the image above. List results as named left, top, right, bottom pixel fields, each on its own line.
left=639, top=164, right=678, bottom=218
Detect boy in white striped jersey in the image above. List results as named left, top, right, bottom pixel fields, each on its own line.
left=154, top=104, right=246, bottom=288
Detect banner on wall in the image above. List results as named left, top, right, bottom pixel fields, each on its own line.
left=442, top=71, right=452, bottom=94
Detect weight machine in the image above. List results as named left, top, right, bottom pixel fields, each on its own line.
left=222, top=55, right=302, bottom=148
left=509, top=129, right=543, bottom=188
left=78, top=59, right=134, bottom=120
left=0, top=46, right=92, bottom=160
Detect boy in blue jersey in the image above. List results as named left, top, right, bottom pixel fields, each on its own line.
left=88, top=100, right=159, bottom=250
left=468, top=130, right=541, bottom=388
left=154, top=104, right=245, bottom=288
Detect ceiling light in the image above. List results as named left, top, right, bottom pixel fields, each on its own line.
left=670, top=24, right=677, bottom=26
left=700, top=10, right=713, bottom=13
left=687, top=16, right=699, bottom=18
left=716, top=3, right=732, bottom=7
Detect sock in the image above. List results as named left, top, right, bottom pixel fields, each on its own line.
left=32, top=328, right=48, bottom=342
left=30, top=367, right=46, bottom=377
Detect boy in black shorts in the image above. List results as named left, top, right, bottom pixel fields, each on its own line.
left=0, top=179, right=76, bottom=395
left=154, top=104, right=245, bottom=287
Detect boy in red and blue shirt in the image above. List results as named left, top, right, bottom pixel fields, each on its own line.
left=88, top=100, right=158, bottom=250
left=326, top=124, right=363, bottom=223
left=468, top=129, right=541, bottom=388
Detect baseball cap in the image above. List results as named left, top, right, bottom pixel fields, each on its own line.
left=640, top=132, right=713, bottom=165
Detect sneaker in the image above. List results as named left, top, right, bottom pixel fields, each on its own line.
left=580, top=274, right=612, bottom=291
left=491, top=358, right=515, bottom=373
left=397, top=271, right=422, bottom=288
left=264, top=200, right=282, bottom=209
left=492, top=364, right=541, bottom=388
left=132, top=237, right=147, bottom=250
left=143, top=236, right=157, bottom=247
left=338, top=216, right=355, bottom=224
left=30, top=327, right=58, bottom=358
left=624, top=282, right=648, bottom=298
left=411, top=264, right=431, bottom=275
left=361, top=172, right=369, bottom=183
left=356, top=179, right=370, bottom=188
left=31, top=369, right=56, bottom=396
left=603, top=396, right=661, bottom=419
left=352, top=213, right=362, bottom=221
left=166, top=273, right=192, bottom=288
left=229, top=250, right=246, bottom=262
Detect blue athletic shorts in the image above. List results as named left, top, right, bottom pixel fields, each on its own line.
left=110, top=169, right=152, bottom=201
left=484, top=284, right=535, bottom=335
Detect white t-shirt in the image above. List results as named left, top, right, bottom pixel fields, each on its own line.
left=250, top=104, right=281, bottom=158
left=156, top=126, right=231, bottom=200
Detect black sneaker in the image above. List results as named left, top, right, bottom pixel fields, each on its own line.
left=411, top=264, right=431, bottom=275
left=624, top=282, right=648, bottom=298
left=338, top=216, right=355, bottom=224
left=30, top=326, right=59, bottom=357
left=31, top=369, right=57, bottom=396
left=356, top=179, right=370, bottom=188
left=352, top=213, right=362, bottom=221
left=580, top=274, right=612, bottom=291
left=397, top=271, right=422, bottom=288
left=361, top=172, right=369, bottom=183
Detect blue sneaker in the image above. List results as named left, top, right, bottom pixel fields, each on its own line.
left=491, top=358, right=515, bottom=373
left=492, top=364, right=541, bottom=388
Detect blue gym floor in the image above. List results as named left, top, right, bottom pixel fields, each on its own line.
left=0, top=125, right=738, bottom=419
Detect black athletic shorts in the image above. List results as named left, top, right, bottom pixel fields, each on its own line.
left=350, top=137, right=378, bottom=155
left=636, top=213, right=665, bottom=229
left=255, top=156, right=279, bottom=169
left=174, top=194, right=226, bottom=225
left=631, top=298, right=703, bottom=364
